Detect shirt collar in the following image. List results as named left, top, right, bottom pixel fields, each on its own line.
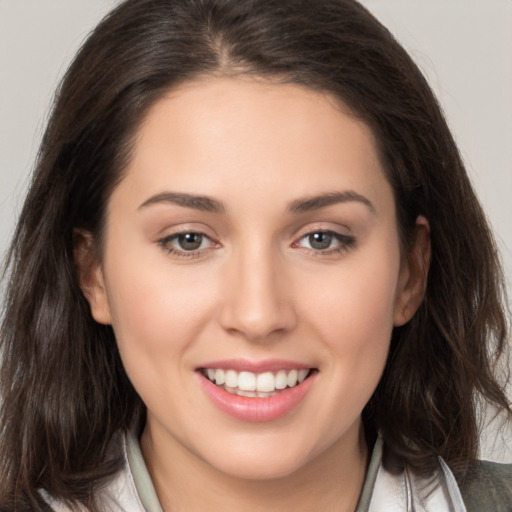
left=125, top=431, right=466, bottom=512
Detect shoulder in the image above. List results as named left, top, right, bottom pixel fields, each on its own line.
left=459, top=460, right=512, bottom=512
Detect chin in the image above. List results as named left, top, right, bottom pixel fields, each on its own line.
left=212, top=455, right=309, bottom=482
left=196, top=433, right=324, bottom=482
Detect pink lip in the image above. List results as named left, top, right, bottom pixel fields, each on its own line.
left=197, top=368, right=316, bottom=423
left=197, top=358, right=312, bottom=373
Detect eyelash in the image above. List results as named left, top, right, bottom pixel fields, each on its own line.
left=157, top=230, right=356, bottom=259
left=157, top=232, right=217, bottom=259
left=293, top=230, right=356, bottom=256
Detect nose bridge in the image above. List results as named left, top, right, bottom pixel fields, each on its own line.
left=219, top=237, right=295, bottom=341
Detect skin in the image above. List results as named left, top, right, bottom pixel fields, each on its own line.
left=78, top=77, right=430, bottom=512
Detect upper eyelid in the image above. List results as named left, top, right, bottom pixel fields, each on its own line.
left=293, top=219, right=352, bottom=233
left=293, top=225, right=353, bottom=240
left=156, top=224, right=217, bottom=240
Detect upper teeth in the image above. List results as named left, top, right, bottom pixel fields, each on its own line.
left=205, top=368, right=309, bottom=393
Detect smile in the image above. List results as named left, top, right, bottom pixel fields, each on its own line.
left=201, top=368, right=311, bottom=397
left=197, top=364, right=317, bottom=422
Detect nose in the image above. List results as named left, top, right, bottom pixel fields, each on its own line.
left=218, top=245, right=297, bottom=342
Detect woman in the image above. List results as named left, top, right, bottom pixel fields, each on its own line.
left=0, top=0, right=510, bottom=510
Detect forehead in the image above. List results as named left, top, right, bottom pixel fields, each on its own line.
left=112, top=77, right=392, bottom=215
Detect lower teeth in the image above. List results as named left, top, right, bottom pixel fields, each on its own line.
left=224, top=386, right=279, bottom=398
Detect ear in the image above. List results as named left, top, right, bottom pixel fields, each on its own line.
left=73, top=230, right=112, bottom=325
left=393, top=216, right=431, bottom=326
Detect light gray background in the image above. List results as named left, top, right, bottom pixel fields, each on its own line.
left=1, top=0, right=511, bottom=458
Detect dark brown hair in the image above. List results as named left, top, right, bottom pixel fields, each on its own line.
left=1, top=0, right=510, bottom=510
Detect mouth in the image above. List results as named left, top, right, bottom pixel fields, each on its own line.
left=199, top=368, right=315, bottom=398
left=197, top=362, right=318, bottom=422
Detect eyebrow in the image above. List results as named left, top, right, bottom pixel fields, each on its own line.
left=138, top=190, right=375, bottom=215
left=288, top=191, right=376, bottom=214
left=138, top=192, right=225, bottom=213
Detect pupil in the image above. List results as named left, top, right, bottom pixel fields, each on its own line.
left=178, top=233, right=202, bottom=251
left=309, top=232, right=332, bottom=250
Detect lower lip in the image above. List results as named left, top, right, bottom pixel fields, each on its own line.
left=198, top=372, right=316, bottom=422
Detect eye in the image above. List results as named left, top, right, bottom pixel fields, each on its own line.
left=174, top=232, right=207, bottom=251
left=158, top=231, right=216, bottom=257
left=295, top=230, right=355, bottom=254
left=304, top=232, right=335, bottom=250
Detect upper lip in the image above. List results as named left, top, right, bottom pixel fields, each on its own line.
left=197, top=359, right=314, bottom=373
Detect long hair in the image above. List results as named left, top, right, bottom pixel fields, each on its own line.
left=1, top=0, right=509, bottom=509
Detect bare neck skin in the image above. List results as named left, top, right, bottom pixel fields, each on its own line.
left=140, top=418, right=368, bottom=512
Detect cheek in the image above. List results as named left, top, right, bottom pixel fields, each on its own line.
left=310, top=246, right=399, bottom=340
left=305, top=240, right=400, bottom=396
left=101, top=235, right=221, bottom=376
left=103, top=257, right=222, bottom=418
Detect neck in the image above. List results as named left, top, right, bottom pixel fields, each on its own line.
left=141, top=420, right=369, bottom=512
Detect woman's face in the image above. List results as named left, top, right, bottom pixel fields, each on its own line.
left=82, top=78, right=428, bottom=480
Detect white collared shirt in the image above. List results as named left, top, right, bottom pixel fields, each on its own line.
left=43, top=432, right=473, bottom=512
